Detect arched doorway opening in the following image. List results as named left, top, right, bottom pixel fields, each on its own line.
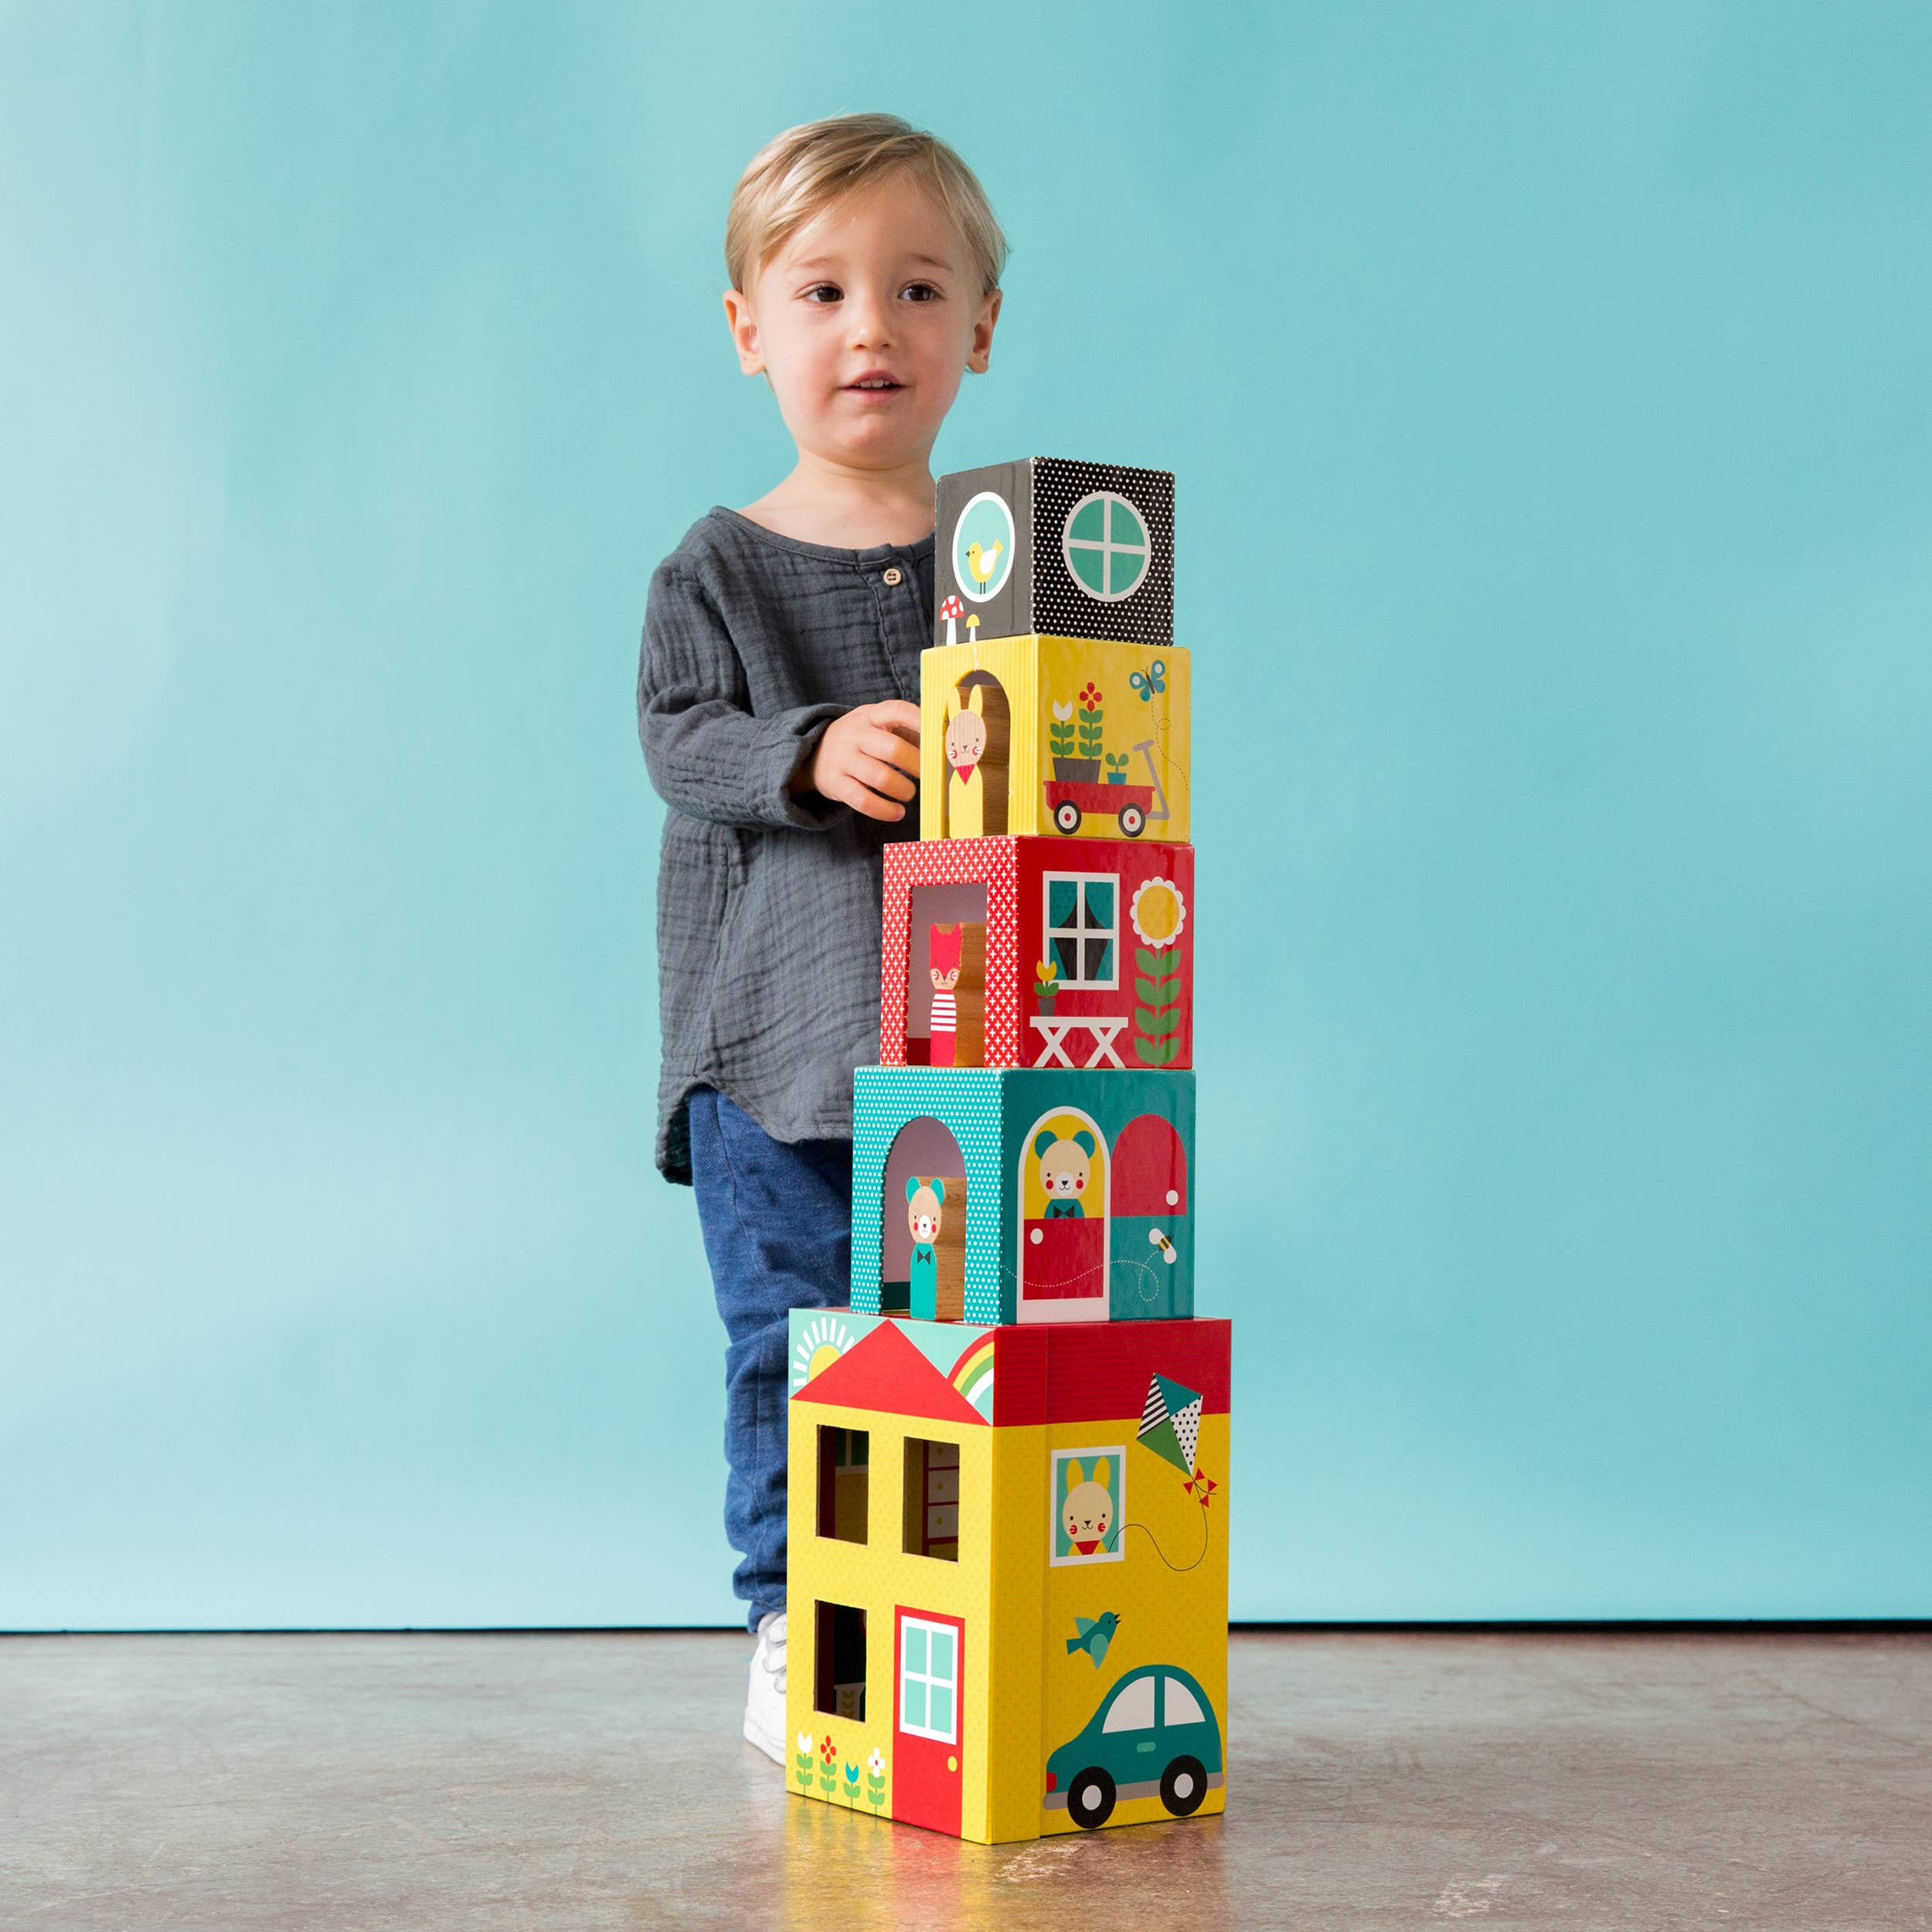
left=944, top=671, right=1010, bottom=838
left=882, top=1117, right=968, bottom=1320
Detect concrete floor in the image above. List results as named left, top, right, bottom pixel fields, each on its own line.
left=2, top=1631, right=1927, bottom=1930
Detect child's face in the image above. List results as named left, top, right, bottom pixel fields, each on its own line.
left=726, top=171, right=1001, bottom=473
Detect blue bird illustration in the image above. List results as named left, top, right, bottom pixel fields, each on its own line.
left=1066, top=1612, right=1121, bottom=1667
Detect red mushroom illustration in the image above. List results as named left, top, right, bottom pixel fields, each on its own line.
left=938, top=594, right=964, bottom=647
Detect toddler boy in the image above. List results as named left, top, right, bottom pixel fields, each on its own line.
left=635, top=114, right=1005, bottom=1763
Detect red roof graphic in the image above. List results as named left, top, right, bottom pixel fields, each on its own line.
left=792, top=1320, right=989, bottom=1428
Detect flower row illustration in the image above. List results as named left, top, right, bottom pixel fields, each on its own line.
left=795, top=1734, right=889, bottom=1814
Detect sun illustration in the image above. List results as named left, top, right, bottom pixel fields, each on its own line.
left=791, top=1313, right=860, bottom=1392
left=1130, top=876, right=1187, bottom=950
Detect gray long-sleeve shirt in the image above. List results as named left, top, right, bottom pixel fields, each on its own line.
left=636, top=507, right=936, bottom=1183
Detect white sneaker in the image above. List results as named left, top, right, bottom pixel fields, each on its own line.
left=743, top=1610, right=787, bottom=1764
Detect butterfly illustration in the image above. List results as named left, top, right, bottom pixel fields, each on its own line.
left=1128, top=658, right=1167, bottom=702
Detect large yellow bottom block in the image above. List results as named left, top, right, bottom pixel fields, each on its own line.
left=784, top=1313, right=1230, bottom=1842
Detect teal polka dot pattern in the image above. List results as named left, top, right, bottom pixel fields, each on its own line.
left=853, top=1066, right=1009, bottom=1325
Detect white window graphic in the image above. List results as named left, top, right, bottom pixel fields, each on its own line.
left=1062, top=492, right=1151, bottom=601
left=1101, top=1675, right=1157, bottom=1733
left=1044, top=874, right=1118, bottom=989
left=899, top=1618, right=957, bottom=1743
left=1164, top=1675, right=1207, bottom=1726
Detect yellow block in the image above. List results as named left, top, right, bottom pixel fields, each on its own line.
left=921, top=637, right=1191, bottom=845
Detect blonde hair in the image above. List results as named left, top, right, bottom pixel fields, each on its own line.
left=726, top=113, right=1007, bottom=298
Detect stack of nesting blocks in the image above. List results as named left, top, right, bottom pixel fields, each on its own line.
left=787, top=459, right=1228, bottom=1843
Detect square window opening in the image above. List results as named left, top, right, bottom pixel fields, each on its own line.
left=903, top=1437, right=961, bottom=1562
left=816, top=1426, right=869, bottom=1546
left=813, top=1600, right=866, bottom=1720
left=906, top=884, right=988, bottom=1066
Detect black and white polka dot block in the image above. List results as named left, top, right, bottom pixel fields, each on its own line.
left=934, top=459, right=1176, bottom=650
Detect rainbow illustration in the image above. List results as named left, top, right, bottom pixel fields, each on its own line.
left=951, top=1332, right=997, bottom=1416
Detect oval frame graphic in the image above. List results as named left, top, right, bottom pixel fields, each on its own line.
left=952, top=490, right=1015, bottom=604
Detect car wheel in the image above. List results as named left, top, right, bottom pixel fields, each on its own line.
left=1066, top=1767, right=1116, bottom=1829
left=1159, top=1755, right=1207, bottom=1817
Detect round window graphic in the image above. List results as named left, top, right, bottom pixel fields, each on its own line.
left=1062, top=492, right=1151, bottom=602
left=952, top=491, right=1015, bottom=604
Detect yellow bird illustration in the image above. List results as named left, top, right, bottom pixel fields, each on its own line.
left=964, top=539, right=1005, bottom=588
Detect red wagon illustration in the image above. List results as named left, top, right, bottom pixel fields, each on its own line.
left=1042, top=738, right=1172, bottom=838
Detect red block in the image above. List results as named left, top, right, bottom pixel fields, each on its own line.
left=882, top=836, right=1195, bottom=1073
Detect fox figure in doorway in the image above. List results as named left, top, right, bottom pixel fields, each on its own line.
left=944, top=684, right=988, bottom=838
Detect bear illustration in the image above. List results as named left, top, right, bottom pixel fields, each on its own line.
left=1032, top=1127, right=1097, bottom=1219
left=906, top=1176, right=945, bottom=1320
left=1061, top=1458, right=1114, bottom=1556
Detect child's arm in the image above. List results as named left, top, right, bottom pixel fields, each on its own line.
left=638, top=557, right=860, bottom=831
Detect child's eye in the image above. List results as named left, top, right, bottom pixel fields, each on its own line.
left=900, top=283, right=940, bottom=302
left=801, top=284, right=842, bottom=303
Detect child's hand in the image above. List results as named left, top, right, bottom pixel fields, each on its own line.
left=800, top=700, right=921, bottom=821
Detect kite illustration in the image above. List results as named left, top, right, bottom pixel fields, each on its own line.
left=1138, top=1373, right=1202, bottom=1476
left=1138, top=1372, right=1216, bottom=1512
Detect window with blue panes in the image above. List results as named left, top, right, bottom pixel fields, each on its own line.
left=898, top=1618, right=957, bottom=1742
left=1044, top=874, right=1119, bottom=988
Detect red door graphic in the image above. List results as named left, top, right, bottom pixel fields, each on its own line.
left=892, top=1607, right=964, bottom=1836
left=1022, top=1215, right=1107, bottom=1306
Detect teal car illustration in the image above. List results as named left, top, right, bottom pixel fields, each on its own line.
left=1043, top=1664, right=1223, bottom=1828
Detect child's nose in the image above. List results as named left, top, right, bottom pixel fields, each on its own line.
left=845, top=294, right=893, bottom=351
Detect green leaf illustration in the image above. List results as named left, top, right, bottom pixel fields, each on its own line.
left=1134, top=1032, right=1180, bottom=1067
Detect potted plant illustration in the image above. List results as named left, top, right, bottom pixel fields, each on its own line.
left=1105, top=751, right=1130, bottom=785
left=1034, top=958, right=1060, bottom=1015
left=1049, top=685, right=1105, bottom=782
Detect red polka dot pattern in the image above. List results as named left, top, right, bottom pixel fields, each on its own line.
left=881, top=838, right=1022, bottom=1067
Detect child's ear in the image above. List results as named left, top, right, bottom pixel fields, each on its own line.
left=966, top=285, right=1002, bottom=376
left=720, top=288, right=764, bottom=376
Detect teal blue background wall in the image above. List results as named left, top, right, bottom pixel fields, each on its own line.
left=3, top=2, right=1928, bottom=1628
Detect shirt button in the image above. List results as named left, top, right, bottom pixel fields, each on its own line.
left=883, top=566, right=903, bottom=587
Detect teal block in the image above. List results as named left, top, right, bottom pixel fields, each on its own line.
left=853, top=1066, right=1196, bottom=1326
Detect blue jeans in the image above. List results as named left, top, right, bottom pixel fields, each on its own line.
left=687, top=1087, right=852, bottom=1631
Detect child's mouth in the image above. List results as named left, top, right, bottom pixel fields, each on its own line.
left=845, top=376, right=903, bottom=397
